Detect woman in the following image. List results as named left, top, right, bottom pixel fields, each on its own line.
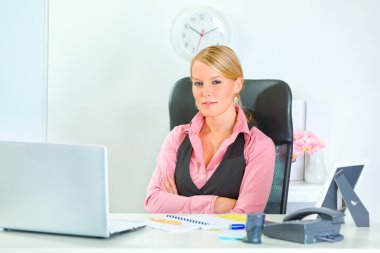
left=145, top=45, right=275, bottom=214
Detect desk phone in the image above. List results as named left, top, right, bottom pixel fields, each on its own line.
left=263, top=207, right=344, bottom=244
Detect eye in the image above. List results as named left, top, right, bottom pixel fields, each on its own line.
left=193, top=81, right=203, bottom=87
left=212, top=80, right=222, bottom=85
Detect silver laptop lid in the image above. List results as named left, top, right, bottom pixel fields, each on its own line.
left=0, top=141, right=109, bottom=238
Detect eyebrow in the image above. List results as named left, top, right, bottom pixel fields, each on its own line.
left=192, top=75, right=222, bottom=81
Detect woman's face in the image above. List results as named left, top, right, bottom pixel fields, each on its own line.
left=191, top=60, right=242, bottom=119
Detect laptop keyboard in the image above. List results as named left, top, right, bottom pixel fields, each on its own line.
left=109, top=219, right=147, bottom=235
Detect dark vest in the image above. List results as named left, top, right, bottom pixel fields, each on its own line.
left=174, top=133, right=246, bottom=199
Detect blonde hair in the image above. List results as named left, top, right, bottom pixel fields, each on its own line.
left=191, top=45, right=252, bottom=123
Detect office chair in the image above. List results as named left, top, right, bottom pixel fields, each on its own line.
left=168, top=77, right=293, bottom=214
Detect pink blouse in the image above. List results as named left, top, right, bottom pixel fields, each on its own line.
left=144, top=106, right=275, bottom=214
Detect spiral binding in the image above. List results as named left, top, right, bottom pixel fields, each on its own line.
left=166, top=214, right=210, bottom=225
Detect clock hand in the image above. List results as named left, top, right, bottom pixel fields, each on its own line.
left=203, top=27, right=218, bottom=36
left=195, top=29, right=205, bottom=53
left=188, top=25, right=201, bottom=35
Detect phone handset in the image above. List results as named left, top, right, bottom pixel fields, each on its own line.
left=283, top=207, right=345, bottom=224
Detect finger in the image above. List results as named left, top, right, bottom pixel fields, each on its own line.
left=165, top=176, right=177, bottom=194
left=167, top=175, right=178, bottom=195
left=161, top=175, right=173, bottom=193
left=161, top=173, right=178, bottom=194
left=160, top=176, right=169, bottom=192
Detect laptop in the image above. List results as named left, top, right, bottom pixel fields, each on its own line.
left=0, top=141, right=146, bottom=238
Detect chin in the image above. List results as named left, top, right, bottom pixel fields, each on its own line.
left=198, top=109, right=221, bottom=118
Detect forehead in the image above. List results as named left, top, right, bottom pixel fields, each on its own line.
left=191, top=60, right=222, bottom=79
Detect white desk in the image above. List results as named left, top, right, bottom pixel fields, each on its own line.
left=0, top=214, right=379, bottom=253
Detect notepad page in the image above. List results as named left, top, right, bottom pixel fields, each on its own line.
left=146, top=217, right=200, bottom=232
left=146, top=214, right=240, bottom=232
left=182, top=215, right=239, bottom=228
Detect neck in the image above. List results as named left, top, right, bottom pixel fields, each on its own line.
left=203, top=105, right=238, bottom=137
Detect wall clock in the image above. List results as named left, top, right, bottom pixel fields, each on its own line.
left=171, top=5, right=231, bottom=61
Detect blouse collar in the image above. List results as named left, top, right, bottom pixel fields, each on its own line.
left=187, top=106, right=251, bottom=136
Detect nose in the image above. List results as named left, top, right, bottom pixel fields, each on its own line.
left=200, top=82, right=213, bottom=97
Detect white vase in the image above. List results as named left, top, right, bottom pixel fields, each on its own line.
left=304, top=150, right=327, bottom=184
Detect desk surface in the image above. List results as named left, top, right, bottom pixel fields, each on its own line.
left=0, top=213, right=379, bottom=252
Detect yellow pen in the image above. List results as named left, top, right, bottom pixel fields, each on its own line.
left=149, top=218, right=182, bottom=225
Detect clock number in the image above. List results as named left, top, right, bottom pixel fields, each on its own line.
left=190, top=17, right=196, bottom=23
left=199, top=14, right=205, bottom=20
left=184, top=24, right=189, bottom=29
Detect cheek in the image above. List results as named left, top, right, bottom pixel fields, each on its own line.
left=192, top=88, right=202, bottom=104
left=192, top=88, right=198, bottom=99
left=220, top=87, right=235, bottom=101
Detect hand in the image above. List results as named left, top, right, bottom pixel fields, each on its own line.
left=203, top=27, right=218, bottom=36
left=214, top=197, right=237, bottom=213
left=160, top=173, right=178, bottom=195
left=188, top=25, right=201, bottom=35
left=195, top=29, right=205, bottom=53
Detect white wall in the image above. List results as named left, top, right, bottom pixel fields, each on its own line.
left=47, top=0, right=380, bottom=221
left=2, top=0, right=380, bottom=222
left=0, top=0, right=47, bottom=142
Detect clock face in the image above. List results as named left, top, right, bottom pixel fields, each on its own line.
left=171, top=6, right=230, bottom=61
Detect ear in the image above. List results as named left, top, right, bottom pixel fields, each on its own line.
left=234, top=77, right=243, bottom=93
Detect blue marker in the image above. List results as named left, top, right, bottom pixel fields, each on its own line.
left=230, top=224, right=245, bottom=230
left=201, top=224, right=245, bottom=230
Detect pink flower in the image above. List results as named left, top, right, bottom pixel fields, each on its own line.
left=292, top=130, right=326, bottom=162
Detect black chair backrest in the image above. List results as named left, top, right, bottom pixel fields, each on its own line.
left=169, top=77, right=293, bottom=214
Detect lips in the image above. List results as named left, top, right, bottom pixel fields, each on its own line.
left=202, top=101, right=217, bottom=106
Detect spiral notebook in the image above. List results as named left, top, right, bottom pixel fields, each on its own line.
left=147, top=214, right=238, bottom=233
